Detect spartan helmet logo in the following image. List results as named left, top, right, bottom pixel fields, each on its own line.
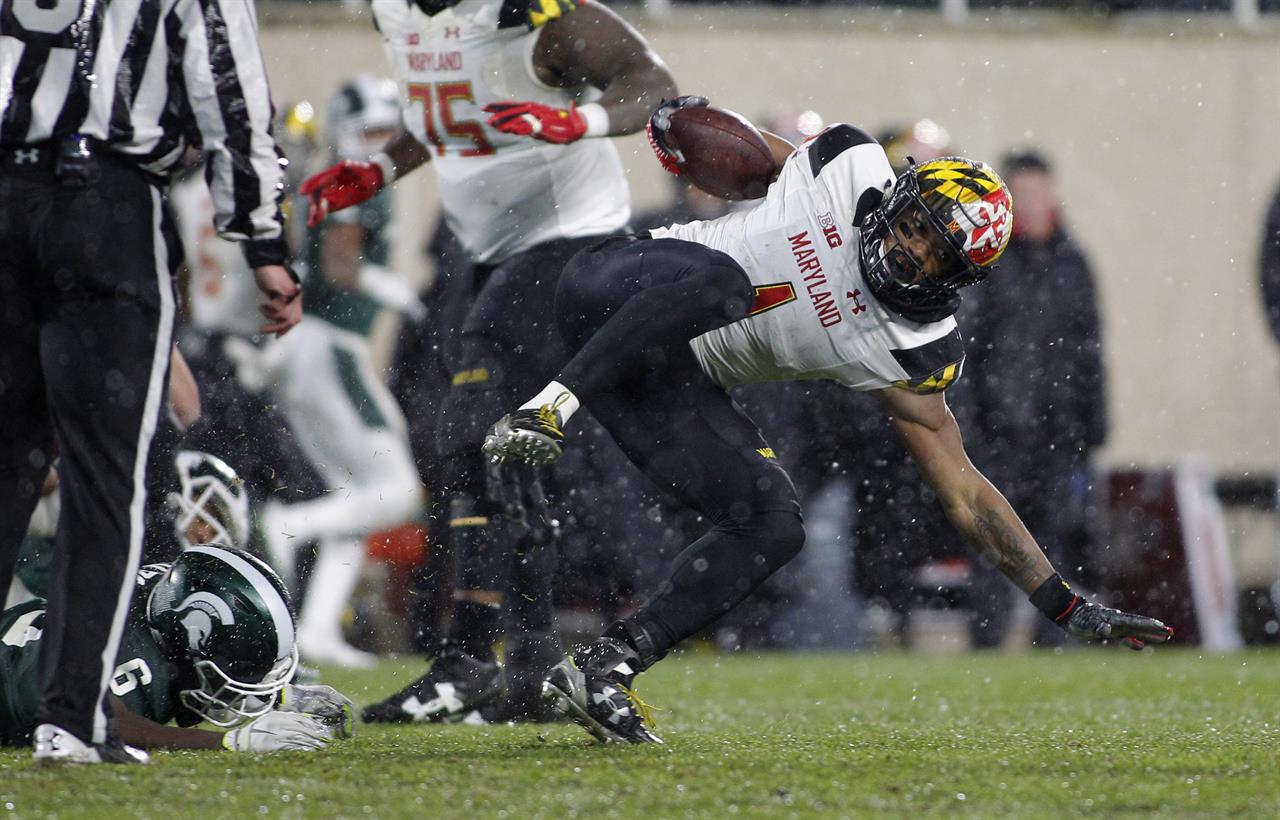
left=175, top=592, right=236, bottom=652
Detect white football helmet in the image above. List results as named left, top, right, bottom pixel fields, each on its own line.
left=167, top=450, right=250, bottom=551
left=325, top=74, right=402, bottom=161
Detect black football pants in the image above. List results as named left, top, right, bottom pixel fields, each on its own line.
left=0, top=152, right=177, bottom=745
left=555, top=236, right=805, bottom=659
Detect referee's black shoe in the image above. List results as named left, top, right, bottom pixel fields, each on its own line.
left=542, top=638, right=662, bottom=744
left=483, top=401, right=567, bottom=466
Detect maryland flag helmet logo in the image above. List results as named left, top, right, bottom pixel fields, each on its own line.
left=860, top=155, right=1014, bottom=323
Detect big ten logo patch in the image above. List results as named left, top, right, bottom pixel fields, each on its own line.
left=818, top=211, right=843, bottom=249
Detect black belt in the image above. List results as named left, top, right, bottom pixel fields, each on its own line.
left=0, top=142, right=59, bottom=173
left=0, top=139, right=162, bottom=187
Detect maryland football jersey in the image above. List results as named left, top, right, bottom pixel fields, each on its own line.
left=0, top=565, right=179, bottom=745
left=372, top=0, right=630, bottom=263
left=653, top=124, right=965, bottom=394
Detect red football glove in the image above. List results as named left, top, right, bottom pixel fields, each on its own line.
left=299, top=160, right=386, bottom=228
left=646, top=95, right=709, bottom=176
left=483, top=101, right=587, bottom=145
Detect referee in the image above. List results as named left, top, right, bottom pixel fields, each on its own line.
left=0, top=0, right=300, bottom=764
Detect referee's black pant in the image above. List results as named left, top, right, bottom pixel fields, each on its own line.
left=0, top=147, right=177, bottom=745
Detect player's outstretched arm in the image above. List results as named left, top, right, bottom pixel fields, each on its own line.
left=108, top=695, right=339, bottom=752
left=108, top=695, right=223, bottom=750
left=876, top=387, right=1173, bottom=649
left=484, top=0, right=677, bottom=143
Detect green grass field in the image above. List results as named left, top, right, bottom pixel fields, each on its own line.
left=3, top=648, right=1277, bottom=819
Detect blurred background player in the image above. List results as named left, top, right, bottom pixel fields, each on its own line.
left=258, top=76, right=426, bottom=669
left=302, top=0, right=677, bottom=722
left=0, top=546, right=352, bottom=756
left=954, top=149, right=1108, bottom=648
left=170, top=116, right=332, bottom=540
left=172, top=81, right=425, bottom=669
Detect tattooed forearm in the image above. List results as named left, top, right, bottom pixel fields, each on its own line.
left=969, top=507, right=1050, bottom=592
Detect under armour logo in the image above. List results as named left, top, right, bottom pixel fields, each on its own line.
left=847, top=289, right=867, bottom=316
left=444, top=26, right=461, bottom=38
left=14, top=148, right=39, bottom=165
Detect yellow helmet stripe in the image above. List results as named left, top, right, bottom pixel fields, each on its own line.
left=918, top=161, right=1000, bottom=204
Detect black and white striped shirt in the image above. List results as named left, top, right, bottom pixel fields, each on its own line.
left=0, top=0, right=285, bottom=260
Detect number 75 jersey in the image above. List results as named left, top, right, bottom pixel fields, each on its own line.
left=372, top=0, right=631, bottom=264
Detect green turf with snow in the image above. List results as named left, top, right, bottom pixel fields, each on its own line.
left=2, top=648, right=1276, bottom=818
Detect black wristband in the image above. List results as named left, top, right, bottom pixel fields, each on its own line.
left=1029, top=574, right=1083, bottom=624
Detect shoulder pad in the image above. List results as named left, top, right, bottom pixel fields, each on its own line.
left=807, top=124, right=878, bottom=178
left=499, top=0, right=581, bottom=30
left=890, top=328, right=965, bottom=394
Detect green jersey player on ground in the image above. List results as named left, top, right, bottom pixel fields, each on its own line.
left=10, top=546, right=354, bottom=763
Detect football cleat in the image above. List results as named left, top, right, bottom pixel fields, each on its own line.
left=541, top=638, right=662, bottom=744
left=32, top=724, right=149, bottom=766
left=482, top=401, right=568, bottom=467
left=361, top=644, right=501, bottom=724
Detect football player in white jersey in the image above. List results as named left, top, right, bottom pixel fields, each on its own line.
left=484, top=98, right=1173, bottom=744
left=301, top=0, right=677, bottom=722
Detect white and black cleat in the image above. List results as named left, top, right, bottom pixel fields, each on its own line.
left=362, top=644, right=501, bottom=724
left=32, top=724, right=149, bottom=765
left=483, top=407, right=566, bottom=467
left=541, top=638, right=662, bottom=745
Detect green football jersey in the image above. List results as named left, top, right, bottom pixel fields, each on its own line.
left=0, top=564, right=181, bottom=745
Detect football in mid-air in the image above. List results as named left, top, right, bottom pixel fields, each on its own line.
left=666, top=105, right=776, bottom=201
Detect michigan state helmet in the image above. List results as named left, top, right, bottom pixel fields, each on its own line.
left=167, top=450, right=250, bottom=551
left=325, top=74, right=402, bottom=161
left=861, top=157, right=1013, bottom=323
left=146, top=546, right=298, bottom=727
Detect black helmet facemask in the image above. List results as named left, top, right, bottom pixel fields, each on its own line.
left=860, top=161, right=995, bottom=323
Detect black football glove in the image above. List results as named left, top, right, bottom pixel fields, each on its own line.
left=1031, top=574, right=1173, bottom=650
left=646, top=95, right=709, bottom=175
